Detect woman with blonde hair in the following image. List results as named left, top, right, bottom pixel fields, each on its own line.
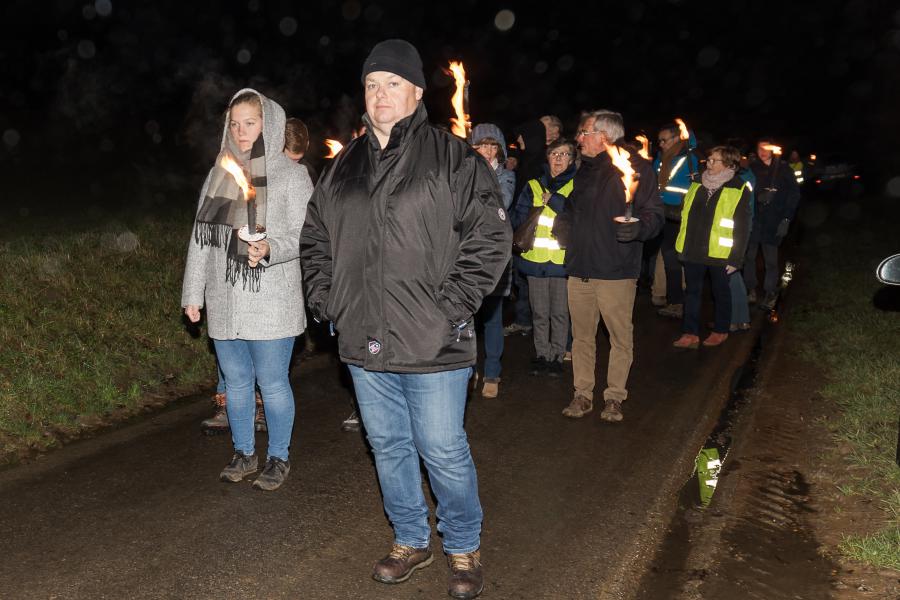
left=182, top=89, right=313, bottom=490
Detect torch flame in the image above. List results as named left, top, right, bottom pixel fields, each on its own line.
left=762, top=144, right=782, bottom=156
left=447, top=61, right=470, bottom=139
left=324, top=139, right=343, bottom=159
left=606, top=144, right=639, bottom=203
left=220, top=154, right=254, bottom=200
left=635, top=134, right=650, bottom=160
left=675, top=118, right=690, bottom=141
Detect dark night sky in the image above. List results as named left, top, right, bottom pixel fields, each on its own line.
left=2, top=0, right=899, bottom=185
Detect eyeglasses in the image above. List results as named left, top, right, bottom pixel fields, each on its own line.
left=473, top=142, right=499, bottom=149
left=706, top=157, right=723, bottom=164
left=548, top=151, right=572, bottom=159
left=576, top=129, right=601, bottom=138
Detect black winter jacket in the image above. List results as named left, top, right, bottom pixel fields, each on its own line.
left=300, top=104, right=512, bottom=373
left=555, top=150, right=664, bottom=280
left=749, top=158, right=801, bottom=245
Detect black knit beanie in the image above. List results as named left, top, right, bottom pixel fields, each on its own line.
left=360, top=39, right=427, bottom=90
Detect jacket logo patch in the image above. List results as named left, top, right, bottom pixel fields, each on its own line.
left=498, top=208, right=506, bottom=221
left=368, top=339, right=382, bottom=355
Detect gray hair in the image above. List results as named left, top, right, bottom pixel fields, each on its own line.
left=583, top=109, right=624, bottom=143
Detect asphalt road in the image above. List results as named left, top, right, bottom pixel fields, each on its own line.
left=0, top=293, right=757, bottom=600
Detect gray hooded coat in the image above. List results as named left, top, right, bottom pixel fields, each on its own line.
left=181, top=88, right=313, bottom=340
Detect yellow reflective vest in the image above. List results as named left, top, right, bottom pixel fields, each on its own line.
left=675, top=181, right=747, bottom=259
left=520, top=178, right=573, bottom=265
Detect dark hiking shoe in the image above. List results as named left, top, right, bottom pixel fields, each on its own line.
left=562, top=394, right=592, bottom=418
left=447, top=550, right=484, bottom=599
left=201, top=392, right=229, bottom=434
left=372, top=544, right=434, bottom=584
left=600, top=399, right=624, bottom=422
left=252, top=457, right=290, bottom=491
left=254, top=392, right=267, bottom=433
left=529, top=357, right=548, bottom=376
left=546, top=360, right=563, bottom=378
left=657, top=303, right=684, bottom=319
left=341, top=410, right=361, bottom=432
left=220, top=452, right=257, bottom=482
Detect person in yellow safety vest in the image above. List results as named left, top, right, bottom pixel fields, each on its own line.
left=673, top=145, right=752, bottom=350
left=510, top=138, right=577, bottom=378
left=788, top=149, right=805, bottom=185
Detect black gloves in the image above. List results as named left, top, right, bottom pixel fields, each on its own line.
left=776, top=218, right=790, bottom=239
left=615, top=219, right=640, bottom=242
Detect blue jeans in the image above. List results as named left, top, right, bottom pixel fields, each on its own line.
left=729, top=272, right=750, bottom=325
left=683, top=262, right=731, bottom=335
left=213, top=337, right=296, bottom=461
left=215, top=356, right=226, bottom=394
left=512, top=263, right=532, bottom=327
left=348, top=365, right=482, bottom=554
left=479, top=296, right=504, bottom=379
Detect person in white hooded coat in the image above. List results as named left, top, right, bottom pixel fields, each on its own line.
left=182, top=88, right=313, bottom=491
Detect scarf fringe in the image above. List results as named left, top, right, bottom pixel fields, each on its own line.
left=194, top=222, right=232, bottom=248
left=226, top=256, right=263, bottom=292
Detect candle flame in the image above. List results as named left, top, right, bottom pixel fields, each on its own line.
left=762, top=144, right=782, bottom=156
left=447, top=61, right=469, bottom=139
left=675, top=118, right=689, bottom=141
left=220, top=154, right=254, bottom=200
left=606, top=144, right=639, bottom=204
left=324, top=138, right=343, bottom=159
left=635, top=134, right=650, bottom=160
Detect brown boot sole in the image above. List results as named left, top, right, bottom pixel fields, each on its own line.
left=372, top=554, right=435, bottom=584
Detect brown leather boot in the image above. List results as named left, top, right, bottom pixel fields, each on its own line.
left=201, top=392, right=229, bottom=434
left=372, top=544, right=434, bottom=584
left=447, top=550, right=484, bottom=599
left=254, top=391, right=267, bottom=432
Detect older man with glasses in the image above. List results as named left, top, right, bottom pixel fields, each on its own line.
left=553, top=111, right=663, bottom=422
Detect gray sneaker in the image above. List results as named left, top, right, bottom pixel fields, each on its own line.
left=220, top=452, right=257, bottom=482
left=503, top=322, right=532, bottom=336
left=657, top=303, right=684, bottom=319
left=252, top=457, right=290, bottom=491
left=600, top=399, right=624, bottom=422
left=341, top=410, right=361, bottom=432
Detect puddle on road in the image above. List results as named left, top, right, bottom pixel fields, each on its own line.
left=635, top=325, right=838, bottom=599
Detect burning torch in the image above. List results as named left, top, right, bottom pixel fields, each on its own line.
left=220, top=154, right=265, bottom=243
left=447, top=61, right=470, bottom=140
left=635, top=134, right=650, bottom=160
left=607, top=144, right=640, bottom=223
left=324, top=139, right=344, bottom=159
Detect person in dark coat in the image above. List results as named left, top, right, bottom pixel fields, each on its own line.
left=743, top=138, right=801, bottom=310
left=672, top=146, right=752, bottom=349
left=510, top=138, right=577, bottom=377
left=300, top=39, right=510, bottom=600
left=553, top=110, right=663, bottom=423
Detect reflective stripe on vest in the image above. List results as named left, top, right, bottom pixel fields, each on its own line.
left=675, top=181, right=746, bottom=259
left=520, top=178, right=574, bottom=265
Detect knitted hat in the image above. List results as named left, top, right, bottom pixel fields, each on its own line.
left=361, top=39, right=427, bottom=90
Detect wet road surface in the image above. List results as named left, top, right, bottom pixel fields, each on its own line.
left=0, top=295, right=758, bottom=599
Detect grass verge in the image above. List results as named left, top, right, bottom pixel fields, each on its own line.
left=0, top=207, right=215, bottom=459
left=791, top=195, right=900, bottom=570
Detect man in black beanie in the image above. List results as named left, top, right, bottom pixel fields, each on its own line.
left=301, top=38, right=510, bottom=600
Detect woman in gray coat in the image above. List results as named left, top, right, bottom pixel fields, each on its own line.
left=182, top=88, right=313, bottom=491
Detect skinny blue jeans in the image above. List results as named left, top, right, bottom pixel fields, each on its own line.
left=348, top=365, right=482, bottom=554
left=479, top=296, right=504, bottom=379
left=213, top=337, right=296, bottom=461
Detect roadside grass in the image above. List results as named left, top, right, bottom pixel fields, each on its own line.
left=791, top=197, right=900, bottom=570
left=0, top=208, right=215, bottom=456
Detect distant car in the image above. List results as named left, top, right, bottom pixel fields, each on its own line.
left=807, top=153, right=863, bottom=194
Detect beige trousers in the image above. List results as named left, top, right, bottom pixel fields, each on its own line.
left=567, top=277, right=636, bottom=402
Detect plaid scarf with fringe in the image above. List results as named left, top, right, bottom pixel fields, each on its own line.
left=194, top=135, right=268, bottom=291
